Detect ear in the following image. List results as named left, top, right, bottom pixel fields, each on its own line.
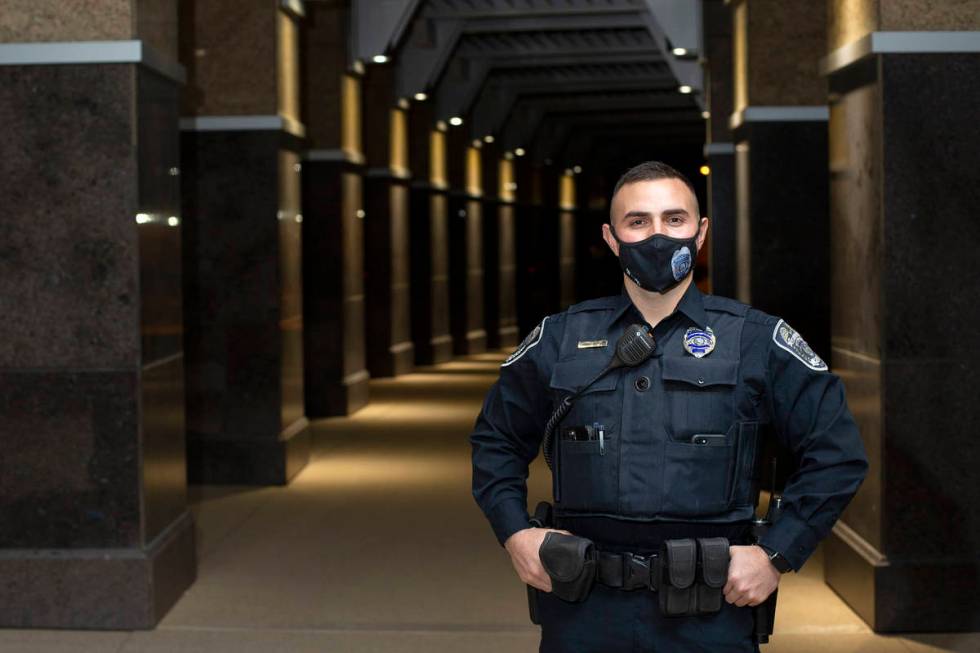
left=602, top=223, right=620, bottom=257
left=696, top=216, right=709, bottom=252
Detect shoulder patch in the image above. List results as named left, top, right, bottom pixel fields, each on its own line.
left=502, top=317, right=548, bottom=367
left=772, top=319, right=828, bottom=371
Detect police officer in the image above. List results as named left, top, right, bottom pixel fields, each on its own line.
left=469, top=161, right=869, bottom=652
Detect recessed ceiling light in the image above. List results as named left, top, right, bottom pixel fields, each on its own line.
left=449, top=116, right=463, bottom=126
left=372, top=54, right=388, bottom=64
left=414, top=92, right=427, bottom=101
left=679, top=85, right=693, bottom=94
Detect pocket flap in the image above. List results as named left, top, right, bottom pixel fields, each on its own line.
left=697, top=537, right=731, bottom=588
left=549, top=358, right=619, bottom=394
left=661, top=357, right=738, bottom=388
left=662, top=538, right=697, bottom=589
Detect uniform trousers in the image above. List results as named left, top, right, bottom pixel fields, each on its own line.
left=537, top=580, right=760, bottom=653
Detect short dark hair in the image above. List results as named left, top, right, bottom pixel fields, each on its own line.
left=609, top=160, right=700, bottom=221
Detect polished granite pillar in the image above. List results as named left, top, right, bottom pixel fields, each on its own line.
left=180, top=0, right=310, bottom=481
left=704, top=0, right=736, bottom=298
left=515, top=159, right=561, bottom=336
left=494, top=155, right=520, bottom=349
left=447, top=125, right=487, bottom=355
left=408, top=107, right=453, bottom=364
left=362, top=62, right=414, bottom=377
left=821, top=1, right=980, bottom=632
left=298, top=1, right=369, bottom=415
left=0, top=3, right=195, bottom=629
left=730, top=0, right=830, bottom=360
left=479, top=141, right=503, bottom=350
left=573, top=171, right=618, bottom=301
left=558, top=170, right=577, bottom=310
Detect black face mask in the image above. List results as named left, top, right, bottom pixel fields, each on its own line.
left=610, top=224, right=700, bottom=293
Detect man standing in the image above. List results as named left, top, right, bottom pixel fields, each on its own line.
left=470, top=161, right=868, bottom=652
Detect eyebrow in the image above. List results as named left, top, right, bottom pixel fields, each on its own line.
left=620, top=208, right=690, bottom=223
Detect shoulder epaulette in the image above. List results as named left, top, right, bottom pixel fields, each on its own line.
left=566, top=296, right=622, bottom=314
left=702, top=294, right=749, bottom=317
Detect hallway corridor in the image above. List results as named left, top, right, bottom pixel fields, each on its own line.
left=2, top=353, right=975, bottom=653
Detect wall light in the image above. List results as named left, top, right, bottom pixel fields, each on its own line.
left=167, top=216, right=179, bottom=227
left=700, top=165, right=710, bottom=176
left=135, top=213, right=152, bottom=224
left=702, top=110, right=711, bottom=119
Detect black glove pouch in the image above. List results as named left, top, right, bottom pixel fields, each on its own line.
left=539, top=532, right=597, bottom=603
left=696, top=537, right=730, bottom=614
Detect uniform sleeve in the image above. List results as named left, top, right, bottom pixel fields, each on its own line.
left=757, top=320, right=869, bottom=571
left=470, top=316, right=558, bottom=547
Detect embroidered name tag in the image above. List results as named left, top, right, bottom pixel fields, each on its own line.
left=577, top=339, right=608, bottom=349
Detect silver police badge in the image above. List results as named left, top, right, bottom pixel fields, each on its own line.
left=683, top=325, right=715, bottom=358
left=772, top=319, right=828, bottom=371
left=502, top=316, right=548, bottom=367
left=670, top=246, right=692, bottom=281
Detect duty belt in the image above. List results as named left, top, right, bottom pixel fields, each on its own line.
left=596, top=550, right=663, bottom=592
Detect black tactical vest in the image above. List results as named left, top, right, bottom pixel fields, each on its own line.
left=549, top=296, right=764, bottom=525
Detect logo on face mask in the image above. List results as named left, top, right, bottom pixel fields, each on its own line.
left=670, top=246, right=692, bottom=281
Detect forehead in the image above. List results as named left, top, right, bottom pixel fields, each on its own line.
left=611, top=178, right=697, bottom=219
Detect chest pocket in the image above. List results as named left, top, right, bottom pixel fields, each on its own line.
left=661, top=357, right=738, bottom=443
left=549, top=357, right=621, bottom=512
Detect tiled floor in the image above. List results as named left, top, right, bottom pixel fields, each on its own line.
left=2, top=352, right=977, bottom=652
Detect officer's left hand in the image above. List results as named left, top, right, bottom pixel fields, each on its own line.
left=723, top=545, right=780, bottom=607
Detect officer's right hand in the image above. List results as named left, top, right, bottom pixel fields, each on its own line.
left=503, top=527, right=572, bottom=592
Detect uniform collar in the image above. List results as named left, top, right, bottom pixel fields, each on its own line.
left=610, top=280, right=709, bottom=331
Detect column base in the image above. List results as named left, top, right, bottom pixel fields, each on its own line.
left=825, top=521, right=980, bottom=632
left=0, top=511, right=196, bottom=630
left=187, top=417, right=311, bottom=485
left=369, top=341, right=415, bottom=377
left=454, top=329, right=487, bottom=356
left=497, top=325, right=520, bottom=349
left=305, top=369, right=370, bottom=417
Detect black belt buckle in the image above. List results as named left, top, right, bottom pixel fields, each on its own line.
left=622, top=552, right=654, bottom=591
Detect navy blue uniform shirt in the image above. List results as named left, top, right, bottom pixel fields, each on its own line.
left=469, top=281, right=869, bottom=572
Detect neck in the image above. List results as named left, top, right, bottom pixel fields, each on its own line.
left=624, top=275, right=692, bottom=328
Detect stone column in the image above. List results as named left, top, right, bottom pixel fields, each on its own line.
left=447, top=123, right=487, bottom=355
left=480, top=139, right=503, bottom=349
left=180, top=0, right=310, bottom=482
left=515, top=159, right=560, bottom=335
left=408, top=108, right=453, bottom=364
left=362, top=63, right=413, bottom=377
left=495, top=154, right=521, bottom=349
left=703, top=0, right=736, bottom=298
left=573, top=171, right=617, bottom=301
left=558, top=169, right=577, bottom=310
left=0, top=1, right=195, bottom=628
left=299, top=0, right=369, bottom=415
left=822, top=0, right=980, bottom=633
left=730, top=0, right=830, bottom=360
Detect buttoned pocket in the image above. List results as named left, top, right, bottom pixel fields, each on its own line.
left=549, top=358, right=621, bottom=512
left=661, top=424, right=737, bottom=517
left=661, top=357, right=738, bottom=443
